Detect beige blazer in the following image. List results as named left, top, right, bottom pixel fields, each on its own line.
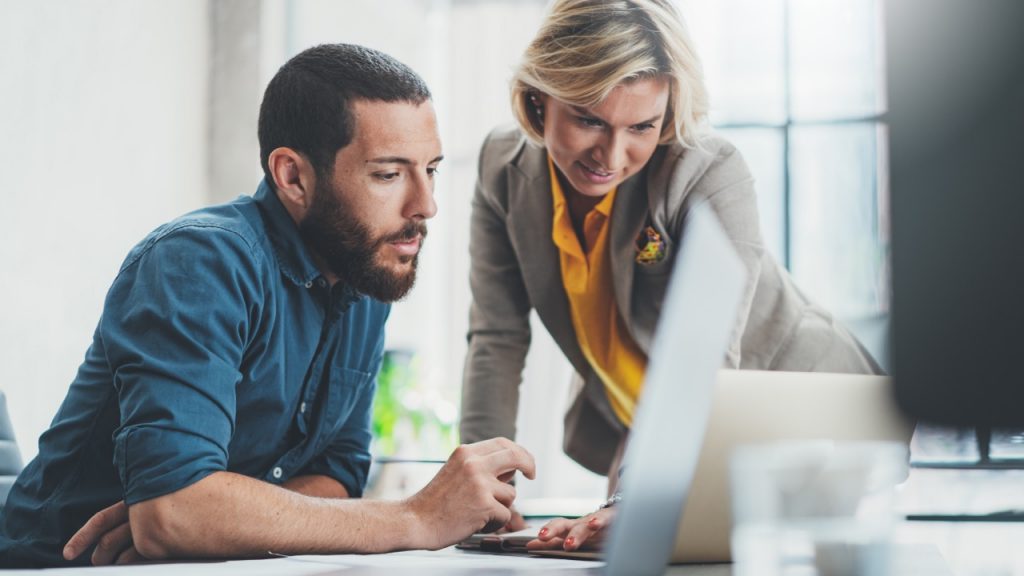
left=460, top=125, right=881, bottom=475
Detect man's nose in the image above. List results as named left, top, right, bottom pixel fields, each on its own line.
left=406, top=171, right=438, bottom=221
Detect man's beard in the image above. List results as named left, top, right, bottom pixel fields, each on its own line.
left=299, top=179, right=427, bottom=303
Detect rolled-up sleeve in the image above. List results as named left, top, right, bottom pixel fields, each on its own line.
left=103, top=225, right=262, bottom=505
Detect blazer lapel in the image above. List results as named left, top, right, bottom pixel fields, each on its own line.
left=505, top=145, right=589, bottom=376
left=609, top=168, right=650, bottom=346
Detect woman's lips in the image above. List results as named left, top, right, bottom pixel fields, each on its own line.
left=577, top=161, right=616, bottom=184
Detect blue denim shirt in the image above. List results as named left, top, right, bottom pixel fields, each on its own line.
left=0, top=180, right=388, bottom=567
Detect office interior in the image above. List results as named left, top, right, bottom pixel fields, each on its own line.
left=1, top=1, right=1022, bottom=574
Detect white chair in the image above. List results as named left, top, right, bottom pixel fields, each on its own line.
left=0, top=391, right=24, bottom=510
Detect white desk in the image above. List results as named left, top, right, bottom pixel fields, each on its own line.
left=0, top=541, right=956, bottom=576
left=896, top=520, right=1024, bottom=575
left=9, top=467, right=1024, bottom=575
left=895, top=466, right=1024, bottom=575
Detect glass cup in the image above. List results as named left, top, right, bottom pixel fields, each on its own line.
left=730, top=440, right=908, bottom=576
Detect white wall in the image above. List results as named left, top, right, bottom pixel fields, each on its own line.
left=0, top=0, right=209, bottom=459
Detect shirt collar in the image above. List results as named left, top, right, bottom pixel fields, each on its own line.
left=254, top=179, right=324, bottom=288
left=548, top=155, right=618, bottom=217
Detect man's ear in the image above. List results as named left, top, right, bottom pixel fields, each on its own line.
left=268, top=147, right=317, bottom=221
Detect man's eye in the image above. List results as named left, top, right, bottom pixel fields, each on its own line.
left=376, top=172, right=399, bottom=182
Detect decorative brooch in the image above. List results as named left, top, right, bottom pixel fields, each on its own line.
left=635, top=225, right=666, bottom=265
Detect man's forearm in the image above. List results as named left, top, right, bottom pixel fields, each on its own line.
left=126, top=438, right=536, bottom=561
left=128, top=471, right=415, bottom=560
left=283, top=474, right=350, bottom=499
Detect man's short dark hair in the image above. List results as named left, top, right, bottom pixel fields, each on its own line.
left=258, top=43, right=432, bottom=186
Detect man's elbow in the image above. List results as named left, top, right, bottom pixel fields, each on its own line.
left=128, top=496, right=190, bottom=560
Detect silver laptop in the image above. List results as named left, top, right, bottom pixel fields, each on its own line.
left=460, top=206, right=914, bottom=573
left=598, top=206, right=914, bottom=574
left=600, top=203, right=746, bottom=575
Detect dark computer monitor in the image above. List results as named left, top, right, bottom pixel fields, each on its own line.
left=888, top=0, right=1024, bottom=426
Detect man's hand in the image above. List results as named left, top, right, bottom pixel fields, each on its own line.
left=63, top=500, right=144, bottom=565
left=526, top=507, right=616, bottom=552
left=499, top=506, right=528, bottom=533
left=404, top=437, right=535, bottom=550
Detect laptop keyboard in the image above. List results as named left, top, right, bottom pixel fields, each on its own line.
left=911, top=424, right=1024, bottom=469
left=989, top=429, right=1024, bottom=462
left=904, top=425, right=1024, bottom=522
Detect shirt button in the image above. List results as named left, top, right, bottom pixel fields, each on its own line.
left=304, top=281, right=313, bottom=289
left=300, top=402, right=307, bottom=414
left=272, top=466, right=283, bottom=479
left=316, top=278, right=327, bottom=288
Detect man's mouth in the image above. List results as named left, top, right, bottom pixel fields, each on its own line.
left=380, top=221, right=427, bottom=258
left=387, top=234, right=421, bottom=256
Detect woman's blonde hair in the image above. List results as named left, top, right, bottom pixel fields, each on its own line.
left=511, top=0, right=709, bottom=148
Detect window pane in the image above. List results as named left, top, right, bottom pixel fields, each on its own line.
left=681, top=0, right=786, bottom=124
left=449, top=1, right=546, bottom=161
left=789, top=0, right=884, bottom=120
left=288, top=0, right=434, bottom=67
left=716, top=127, right=786, bottom=264
left=789, top=123, right=888, bottom=318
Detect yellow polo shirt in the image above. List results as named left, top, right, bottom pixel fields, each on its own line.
left=549, top=158, right=648, bottom=427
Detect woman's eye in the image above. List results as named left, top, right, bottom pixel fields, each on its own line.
left=427, top=166, right=440, bottom=177
left=577, top=116, right=604, bottom=128
left=633, top=123, right=656, bottom=133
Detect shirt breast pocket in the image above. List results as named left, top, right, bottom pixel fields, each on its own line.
left=323, top=367, right=374, bottom=432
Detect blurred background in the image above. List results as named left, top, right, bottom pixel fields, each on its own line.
left=0, top=0, right=887, bottom=502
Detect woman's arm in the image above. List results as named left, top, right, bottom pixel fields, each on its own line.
left=668, top=139, right=765, bottom=368
left=460, top=133, right=534, bottom=445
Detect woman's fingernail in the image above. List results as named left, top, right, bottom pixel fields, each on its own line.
left=588, top=516, right=599, bottom=527
left=565, top=536, right=576, bottom=548
left=539, top=527, right=548, bottom=537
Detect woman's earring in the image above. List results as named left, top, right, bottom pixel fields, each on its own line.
left=530, top=93, right=544, bottom=122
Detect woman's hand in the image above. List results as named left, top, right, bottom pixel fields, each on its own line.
left=526, top=507, right=616, bottom=551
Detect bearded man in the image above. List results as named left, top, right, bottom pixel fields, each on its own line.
left=0, top=43, right=533, bottom=568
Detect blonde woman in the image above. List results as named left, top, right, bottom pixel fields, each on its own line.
left=460, top=0, right=880, bottom=550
